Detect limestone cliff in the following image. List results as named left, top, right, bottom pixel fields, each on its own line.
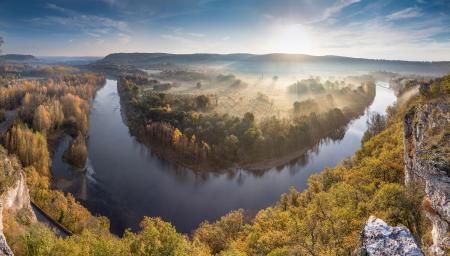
left=357, top=216, right=423, bottom=256
left=0, top=150, right=36, bottom=256
left=404, top=100, right=450, bottom=255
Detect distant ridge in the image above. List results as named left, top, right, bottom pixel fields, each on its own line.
left=95, top=53, right=450, bottom=75
left=0, top=54, right=37, bottom=62
left=100, top=52, right=450, bottom=64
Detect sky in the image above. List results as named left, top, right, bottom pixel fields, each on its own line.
left=0, top=0, right=450, bottom=60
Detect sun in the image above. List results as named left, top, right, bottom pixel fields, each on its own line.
left=269, top=24, right=315, bottom=54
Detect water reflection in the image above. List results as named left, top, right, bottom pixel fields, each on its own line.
left=51, top=80, right=396, bottom=235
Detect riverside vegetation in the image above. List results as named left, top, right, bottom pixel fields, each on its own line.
left=0, top=73, right=109, bottom=235
left=118, top=74, right=376, bottom=170
left=1, top=70, right=448, bottom=255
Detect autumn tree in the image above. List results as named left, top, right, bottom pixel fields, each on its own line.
left=63, top=133, right=88, bottom=169
left=61, top=94, right=89, bottom=135
left=48, top=100, right=64, bottom=129
left=5, top=125, right=50, bottom=176
left=172, top=128, right=182, bottom=146
left=125, top=217, right=190, bottom=255
left=33, top=105, right=51, bottom=133
left=193, top=209, right=246, bottom=254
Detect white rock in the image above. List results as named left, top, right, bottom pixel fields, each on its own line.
left=360, top=216, right=423, bottom=256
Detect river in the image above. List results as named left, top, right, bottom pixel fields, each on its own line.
left=51, top=79, right=396, bottom=235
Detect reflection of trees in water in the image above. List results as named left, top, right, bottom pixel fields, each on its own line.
left=328, top=126, right=347, bottom=141
left=148, top=121, right=351, bottom=185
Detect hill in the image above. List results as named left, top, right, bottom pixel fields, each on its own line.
left=95, top=52, right=450, bottom=75
left=0, top=54, right=37, bottom=63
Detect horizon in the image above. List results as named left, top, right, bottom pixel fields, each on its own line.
left=3, top=52, right=450, bottom=63
left=1, top=0, right=450, bottom=61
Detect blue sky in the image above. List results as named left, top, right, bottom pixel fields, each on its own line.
left=0, top=0, right=449, bottom=60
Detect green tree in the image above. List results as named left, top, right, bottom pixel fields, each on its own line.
left=224, top=135, right=239, bottom=160
left=370, top=183, right=419, bottom=232
left=22, top=224, right=55, bottom=256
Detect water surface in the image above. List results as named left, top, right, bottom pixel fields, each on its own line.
left=52, top=79, right=396, bottom=234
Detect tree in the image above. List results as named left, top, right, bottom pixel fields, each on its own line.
left=61, top=94, right=89, bottom=135
left=195, top=95, right=210, bottom=110
left=63, top=133, right=88, bottom=169
left=22, top=224, right=55, bottom=256
left=194, top=210, right=245, bottom=254
left=48, top=100, right=64, bottom=129
left=362, top=112, right=387, bottom=142
left=224, top=135, right=239, bottom=160
left=172, top=128, right=182, bottom=146
left=5, top=125, right=50, bottom=176
left=33, top=105, right=52, bottom=133
left=369, top=183, right=420, bottom=233
left=125, top=217, right=190, bottom=256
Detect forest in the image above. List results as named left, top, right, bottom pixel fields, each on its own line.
left=2, top=73, right=449, bottom=255
left=0, top=72, right=109, bottom=236
left=118, top=74, right=376, bottom=170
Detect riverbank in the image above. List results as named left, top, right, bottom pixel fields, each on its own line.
left=117, top=77, right=375, bottom=172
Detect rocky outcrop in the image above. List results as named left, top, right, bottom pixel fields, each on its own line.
left=0, top=171, right=36, bottom=231
left=357, top=216, right=423, bottom=256
left=0, top=233, right=13, bottom=256
left=0, top=154, right=36, bottom=256
left=404, top=101, right=450, bottom=255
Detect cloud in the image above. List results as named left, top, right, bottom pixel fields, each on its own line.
left=45, top=3, right=71, bottom=14
left=165, top=26, right=206, bottom=38
left=187, top=32, right=205, bottom=37
left=99, top=0, right=121, bottom=6
left=32, top=3, right=128, bottom=38
left=315, top=0, right=361, bottom=23
left=261, top=14, right=275, bottom=20
left=386, top=7, right=422, bottom=21
left=308, top=14, right=450, bottom=60
left=161, top=34, right=192, bottom=44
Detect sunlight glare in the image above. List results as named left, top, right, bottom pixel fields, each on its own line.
left=270, top=24, right=315, bottom=54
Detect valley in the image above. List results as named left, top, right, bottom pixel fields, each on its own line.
left=51, top=78, right=395, bottom=234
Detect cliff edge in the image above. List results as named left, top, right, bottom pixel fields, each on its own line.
left=0, top=148, right=36, bottom=255
left=404, top=99, right=450, bottom=255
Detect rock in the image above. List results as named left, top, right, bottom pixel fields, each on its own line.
left=358, top=216, right=423, bottom=256
left=0, top=233, right=13, bottom=256
left=404, top=102, right=450, bottom=255
left=0, top=154, right=37, bottom=256
left=0, top=171, right=36, bottom=231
